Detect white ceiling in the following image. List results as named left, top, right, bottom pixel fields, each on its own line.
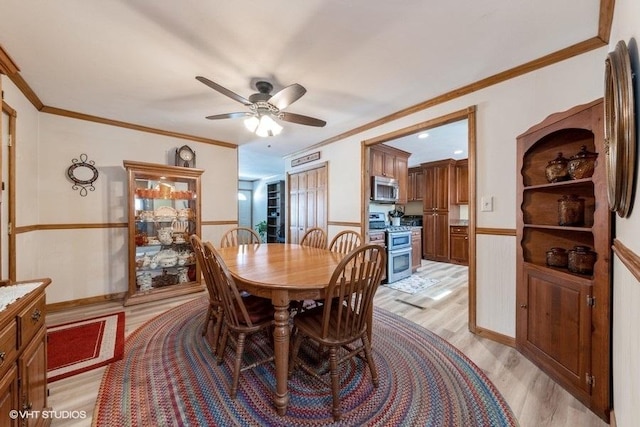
left=0, top=1, right=601, bottom=180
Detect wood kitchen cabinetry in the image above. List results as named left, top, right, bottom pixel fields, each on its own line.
left=516, top=100, right=611, bottom=421
left=407, top=167, right=424, bottom=201
left=369, top=144, right=410, bottom=204
left=0, top=279, right=51, bottom=427
left=422, top=159, right=455, bottom=262
left=411, top=228, right=422, bottom=271
left=454, top=159, right=469, bottom=204
left=123, top=161, right=204, bottom=306
left=449, top=225, right=469, bottom=265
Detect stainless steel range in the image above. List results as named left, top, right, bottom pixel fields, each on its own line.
left=369, top=213, right=412, bottom=283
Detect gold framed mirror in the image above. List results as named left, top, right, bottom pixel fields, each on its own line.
left=604, top=40, right=636, bottom=218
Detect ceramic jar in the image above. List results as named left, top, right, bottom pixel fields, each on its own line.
left=568, top=245, right=596, bottom=275
left=137, top=272, right=152, bottom=291
left=157, top=227, right=174, bottom=245
left=558, top=194, right=584, bottom=226
left=545, top=152, right=570, bottom=183
left=546, top=247, right=568, bottom=268
left=177, top=268, right=189, bottom=283
left=568, top=145, right=598, bottom=180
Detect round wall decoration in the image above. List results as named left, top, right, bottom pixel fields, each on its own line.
left=67, top=153, right=98, bottom=196
left=604, top=40, right=636, bottom=218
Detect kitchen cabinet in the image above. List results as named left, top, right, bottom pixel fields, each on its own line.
left=408, top=167, right=424, bottom=201
left=123, top=161, right=204, bottom=306
left=515, top=100, right=611, bottom=421
left=449, top=225, right=469, bottom=265
left=0, top=279, right=51, bottom=427
left=266, top=181, right=285, bottom=243
left=411, top=227, right=422, bottom=271
left=454, top=159, right=468, bottom=204
left=422, top=212, right=449, bottom=261
left=422, top=159, right=454, bottom=262
left=369, top=144, right=411, bottom=204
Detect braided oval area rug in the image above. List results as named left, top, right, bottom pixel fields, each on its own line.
left=93, top=297, right=518, bottom=426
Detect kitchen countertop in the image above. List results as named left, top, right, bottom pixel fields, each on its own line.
left=450, top=220, right=469, bottom=226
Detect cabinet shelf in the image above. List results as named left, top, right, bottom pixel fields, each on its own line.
left=523, top=177, right=593, bottom=191
left=523, top=224, right=593, bottom=232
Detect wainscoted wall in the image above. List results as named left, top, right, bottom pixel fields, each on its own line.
left=476, top=233, right=516, bottom=337
left=612, top=255, right=640, bottom=425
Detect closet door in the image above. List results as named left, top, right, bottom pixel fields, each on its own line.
left=287, top=164, right=327, bottom=244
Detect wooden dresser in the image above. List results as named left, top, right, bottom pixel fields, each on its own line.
left=0, top=279, right=51, bottom=427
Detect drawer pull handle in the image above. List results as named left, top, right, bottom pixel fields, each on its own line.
left=0, top=351, right=5, bottom=366
left=31, top=308, right=42, bottom=323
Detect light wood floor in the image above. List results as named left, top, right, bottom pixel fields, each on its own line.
left=46, top=261, right=608, bottom=427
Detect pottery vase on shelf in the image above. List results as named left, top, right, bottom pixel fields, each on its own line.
left=558, top=194, right=584, bottom=226
left=568, top=245, right=597, bottom=275
left=545, top=152, right=570, bottom=183
left=546, top=247, right=568, bottom=268
left=568, top=145, right=598, bottom=180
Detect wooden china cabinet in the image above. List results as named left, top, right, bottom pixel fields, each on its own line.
left=515, top=100, right=611, bottom=421
left=123, top=161, right=204, bottom=306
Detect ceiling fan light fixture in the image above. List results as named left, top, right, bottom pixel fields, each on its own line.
left=245, top=114, right=282, bottom=137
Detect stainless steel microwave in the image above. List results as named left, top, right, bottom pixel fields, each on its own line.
left=371, top=176, right=399, bottom=203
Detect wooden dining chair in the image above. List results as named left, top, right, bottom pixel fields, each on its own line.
left=203, top=242, right=275, bottom=399
left=299, top=227, right=327, bottom=249
left=190, top=234, right=224, bottom=352
left=220, top=227, right=261, bottom=248
left=288, top=244, right=386, bottom=421
left=328, top=230, right=362, bottom=255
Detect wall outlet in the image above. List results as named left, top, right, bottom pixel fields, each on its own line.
left=481, top=196, right=493, bottom=212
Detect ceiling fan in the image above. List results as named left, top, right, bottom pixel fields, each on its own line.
left=196, top=76, right=327, bottom=137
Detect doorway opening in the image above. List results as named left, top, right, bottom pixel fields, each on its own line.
left=361, top=106, right=478, bottom=331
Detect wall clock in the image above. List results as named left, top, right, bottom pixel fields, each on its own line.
left=175, top=145, right=196, bottom=168
left=604, top=40, right=636, bottom=218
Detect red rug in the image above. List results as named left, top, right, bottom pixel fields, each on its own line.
left=47, top=312, right=125, bottom=382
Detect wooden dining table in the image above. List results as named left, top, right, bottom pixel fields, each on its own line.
left=217, top=243, right=344, bottom=416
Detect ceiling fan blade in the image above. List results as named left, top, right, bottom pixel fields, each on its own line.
left=279, top=112, right=326, bottom=127
left=205, top=112, right=253, bottom=120
left=196, top=76, right=253, bottom=106
left=268, top=84, right=307, bottom=110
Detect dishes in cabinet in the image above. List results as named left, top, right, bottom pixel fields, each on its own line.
left=157, top=227, right=174, bottom=245
left=154, top=206, right=177, bottom=221
left=153, top=249, right=179, bottom=268
left=137, top=210, right=155, bottom=221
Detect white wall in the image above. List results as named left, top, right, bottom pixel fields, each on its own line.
left=607, top=0, right=640, bottom=424
left=2, top=77, right=238, bottom=303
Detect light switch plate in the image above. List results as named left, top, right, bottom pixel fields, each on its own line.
left=481, top=196, right=493, bottom=212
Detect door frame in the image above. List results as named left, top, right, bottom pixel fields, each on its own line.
left=1, top=100, right=17, bottom=281
left=361, top=106, right=478, bottom=332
